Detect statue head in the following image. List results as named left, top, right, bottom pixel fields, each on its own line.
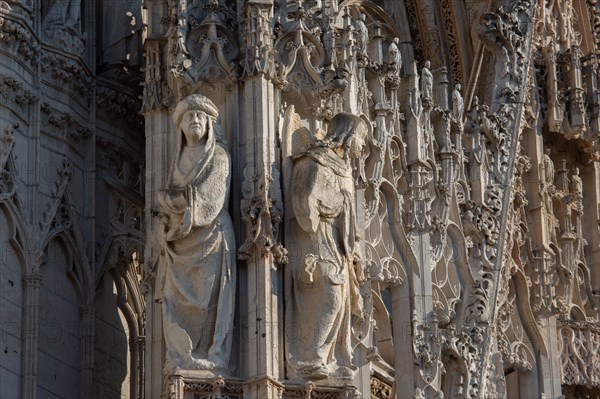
left=573, top=167, right=580, bottom=175
left=424, top=60, right=431, bottom=69
left=323, top=113, right=369, bottom=159
left=392, top=37, right=400, bottom=45
left=455, top=83, right=461, bottom=91
left=360, top=13, right=366, bottom=22
left=173, top=94, right=220, bottom=147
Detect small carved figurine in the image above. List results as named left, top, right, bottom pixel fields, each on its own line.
left=356, top=13, right=369, bottom=54
left=388, top=37, right=402, bottom=75
left=421, top=60, right=433, bottom=101
left=572, top=167, right=583, bottom=200
left=452, top=83, right=464, bottom=121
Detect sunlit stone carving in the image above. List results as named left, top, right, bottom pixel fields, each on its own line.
left=286, top=113, right=368, bottom=381
left=157, top=94, right=235, bottom=374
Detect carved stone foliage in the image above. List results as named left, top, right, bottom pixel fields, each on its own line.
left=41, top=52, right=92, bottom=97
left=168, top=375, right=354, bottom=399
left=370, top=377, right=392, bottom=399
left=40, top=102, right=92, bottom=146
left=137, top=1, right=600, bottom=398
left=0, top=74, right=36, bottom=108
left=96, top=84, right=143, bottom=127
left=0, top=13, right=39, bottom=65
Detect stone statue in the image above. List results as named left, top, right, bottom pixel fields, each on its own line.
left=452, top=83, right=464, bottom=121
left=157, top=94, right=236, bottom=373
left=287, top=113, right=367, bottom=380
left=421, top=60, right=433, bottom=101
left=542, top=148, right=558, bottom=243
left=42, top=0, right=81, bottom=32
left=99, top=0, right=143, bottom=68
left=174, top=0, right=190, bottom=59
left=323, top=16, right=337, bottom=67
left=572, top=167, right=583, bottom=199
left=356, top=14, right=369, bottom=54
left=388, top=37, right=402, bottom=75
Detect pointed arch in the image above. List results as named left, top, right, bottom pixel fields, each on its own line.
left=93, top=233, right=145, bottom=399
left=0, top=202, right=27, bottom=399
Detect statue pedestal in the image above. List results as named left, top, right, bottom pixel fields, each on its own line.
left=166, top=371, right=243, bottom=399
left=165, top=370, right=357, bottom=399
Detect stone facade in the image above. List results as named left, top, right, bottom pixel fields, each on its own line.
left=1, top=0, right=600, bottom=398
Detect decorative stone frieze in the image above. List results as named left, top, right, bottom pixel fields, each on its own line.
left=3, top=1, right=600, bottom=398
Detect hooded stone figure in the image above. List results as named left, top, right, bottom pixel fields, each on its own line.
left=156, top=94, right=235, bottom=373
left=286, top=113, right=367, bottom=380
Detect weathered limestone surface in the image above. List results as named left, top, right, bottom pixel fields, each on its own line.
left=156, top=94, right=236, bottom=374
left=1, top=0, right=600, bottom=398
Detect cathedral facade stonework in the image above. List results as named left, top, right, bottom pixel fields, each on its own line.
left=1, top=0, right=600, bottom=398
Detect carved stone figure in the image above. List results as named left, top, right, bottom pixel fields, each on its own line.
left=157, top=94, right=235, bottom=373
left=542, top=149, right=558, bottom=244
left=323, top=16, right=337, bottom=67
left=452, top=83, right=464, bottom=121
left=571, top=167, right=583, bottom=200
left=356, top=14, right=369, bottom=54
left=174, top=0, right=190, bottom=60
left=99, top=0, right=143, bottom=68
left=287, top=113, right=367, bottom=380
left=421, top=60, right=433, bottom=101
left=42, top=0, right=81, bottom=32
left=388, top=37, right=402, bottom=75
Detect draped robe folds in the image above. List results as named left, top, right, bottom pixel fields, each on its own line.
left=286, top=146, right=363, bottom=379
left=158, top=137, right=235, bottom=372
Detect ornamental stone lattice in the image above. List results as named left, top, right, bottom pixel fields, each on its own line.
left=1, top=1, right=600, bottom=399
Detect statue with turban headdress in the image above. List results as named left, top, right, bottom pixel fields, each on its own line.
left=156, top=94, right=235, bottom=373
